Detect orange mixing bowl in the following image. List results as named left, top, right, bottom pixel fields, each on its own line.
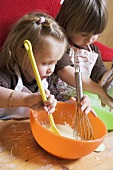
left=30, top=102, right=107, bottom=159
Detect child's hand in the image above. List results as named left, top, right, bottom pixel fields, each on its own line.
left=69, top=94, right=97, bottom=116
left=99, top=93, right=113, bottom=110
left=43, top=89, right=57, bottom=114
left=103, top=73, right=113, bottom=98
left=24, top=89, right=57, bottom=114
left=101, top=69, right=113, bottom=109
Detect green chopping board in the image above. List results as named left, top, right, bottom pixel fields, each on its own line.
left=84, top=91, right=113, bottom=130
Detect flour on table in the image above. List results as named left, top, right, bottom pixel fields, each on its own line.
left=42, top=124, right=81, bottom=140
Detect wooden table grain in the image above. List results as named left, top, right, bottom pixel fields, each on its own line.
left=0, top=119, right=113, bottom=170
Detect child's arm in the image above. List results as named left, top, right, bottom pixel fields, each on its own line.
left=0, top=87, right=57, bottom=114
left=57, top=66, right=113, bottom=109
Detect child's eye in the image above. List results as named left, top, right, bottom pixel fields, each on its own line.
left=42, top=61, right=57, bottom=65
left=42, top=63, right=48, bottom=65
left=81, top=33, right=88, bottom=37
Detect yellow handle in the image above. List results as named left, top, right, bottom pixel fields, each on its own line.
left=24, top=40, right=46, bottom=102
left=24, top=40, right=55, bottom=127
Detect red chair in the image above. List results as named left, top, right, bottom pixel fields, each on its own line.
left=0, top=0, right=113, bottom=61
left=0, top=0, right=61, bottom=50
left=94, top=41, right=113, bottom=62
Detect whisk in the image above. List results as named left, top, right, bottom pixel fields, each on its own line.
left=73, top=65, right=94, bottom=140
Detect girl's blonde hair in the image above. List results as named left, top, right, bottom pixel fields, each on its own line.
left=0, top=12, right=67, bottom=72
left=56, top=0, right=108, bottom=36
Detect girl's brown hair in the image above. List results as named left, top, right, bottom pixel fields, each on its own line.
left=0, top=12, right=67, bottom=72
left=56, top=0, right=108, bottom=37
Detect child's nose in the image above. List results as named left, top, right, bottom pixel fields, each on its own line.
left=47, top=68, right=53, bottom=75
left=86, top=36, right=93, bottom=44
left=89, top=38, right=93, bottom=44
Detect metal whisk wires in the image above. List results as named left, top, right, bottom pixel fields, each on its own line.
left=73, top=65, right=94, bottom=140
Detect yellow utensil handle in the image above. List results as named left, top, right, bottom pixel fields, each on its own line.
left=24, top=40, right=46, bottom=102
left=24, top=40, right=55, bottom=127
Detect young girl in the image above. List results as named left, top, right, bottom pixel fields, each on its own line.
left=0, top=12, right=93, bottom=119
left=49, top=0, right=113, bottom=109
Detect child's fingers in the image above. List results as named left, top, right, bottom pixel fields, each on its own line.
left=70, top=95, right=97, bottom=117
left=69, top=97, right=77, bottom=105
left=46, top=107, right=56, bottom=114
left=81, top=104, right=90, bottom=112
left=44, top=98, right=57, bottom=114
left=81, top=106, right=97, bottom=116
left=47, top=99, right=57, bottom=110
left=44, top=103, right=56, bottom=114
left=84, top=107, right=90, bottom=115
left=44, top=94, right=56, bottom=106
left=81, top=94, right=90, bottom=105
left=101, top=101, right=106, bottom=108
left=70, top=97, right=76, bottom=102
left=44, top=89, right=50, bottom=99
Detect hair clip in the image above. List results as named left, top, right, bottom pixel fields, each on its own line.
left=36, top=16, right=45, bottom=24
left=36, top=16, right=52, bottom=27
left=43, top=20, right=52, bottom=27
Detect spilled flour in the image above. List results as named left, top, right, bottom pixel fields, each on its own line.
left=42, top=124, right=81, bottom=140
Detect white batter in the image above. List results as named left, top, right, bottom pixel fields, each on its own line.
left=42, top=123, right=81, bottom=140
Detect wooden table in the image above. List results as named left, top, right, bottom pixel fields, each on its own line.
left=0, top=119, right=113, bottom=170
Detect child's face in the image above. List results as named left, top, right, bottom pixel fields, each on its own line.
left=69, top=32, right=99, bottom=47
left=24, top=37, right=66, bottom=82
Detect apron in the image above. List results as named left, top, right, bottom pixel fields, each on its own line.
left=0, top=65, right=48, bottom=119
left=69, top=45, right=98, bottom=78
left=55, top=45, right=98, bottom=100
